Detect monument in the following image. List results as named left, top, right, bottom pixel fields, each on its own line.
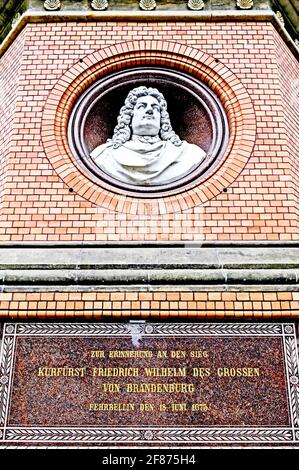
left=0, top=0, right=298, bottom=456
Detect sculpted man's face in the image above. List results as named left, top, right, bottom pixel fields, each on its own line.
left=131, top=95, right=161, bottom=137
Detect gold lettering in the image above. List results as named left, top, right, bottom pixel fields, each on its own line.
left=108, top=350, right=153, bottom=358
left=144, top=367, right=186, bottom=377
left=170, top=351, right=186, bottom=359
left=192, top=368, right=211, bottom=378
left=192, top=403, right=208, bottom=412
left=37, top=367, right=86, bottom=377
left=127, top=383, right=194, bottom=393
left=90, top=351, right=105, bottom=358
left=171, top=403, right=187, bottom=412
left=190, top=350, right=209, bottom=358
left=89, top=403, right=135, bottom=411
left=217, top=368, right=260, bottom=377
left=157, top=351, right=168, bottom=358
left=92, top=367, right=139, bottom=377
left=37, top=367, right=45, bottom=376
left=140, top=403, right=155, bottom=411
left=102, top=383, right=121, bottom=392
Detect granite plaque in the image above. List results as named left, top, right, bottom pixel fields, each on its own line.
left=0, top=322, right=298, bottom=448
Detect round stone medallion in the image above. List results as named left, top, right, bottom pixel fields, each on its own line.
left=68, top=67, right=229, bottom=197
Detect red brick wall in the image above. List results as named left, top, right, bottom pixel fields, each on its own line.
left=0, top=291, right=298, bottom=319
left=0, top=30, right=25, bottom=217
left=274, top=29, right=299, bottom=233
left=0, top=21, right=298, bottom=241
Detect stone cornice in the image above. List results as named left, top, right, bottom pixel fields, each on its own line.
left=0, top=245, right=298, bottom=290
left=0, top=9, right=298, bottom=60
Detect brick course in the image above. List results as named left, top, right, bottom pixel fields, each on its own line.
left=0, top=21, right=298, bottom=242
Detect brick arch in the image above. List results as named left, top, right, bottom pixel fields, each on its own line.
left=41, top=41, right=256, bottom=215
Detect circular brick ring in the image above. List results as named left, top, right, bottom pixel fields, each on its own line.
left=41, top=41, right=256, bottom=215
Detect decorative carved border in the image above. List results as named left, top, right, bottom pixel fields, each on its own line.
left=14, top=322, right=282, bottom=336
left=0, top=325, right=16, bottom=430
left=41, top=41, right=256, bottom=214
left=3, top=427, right=294, bottom=443
left=283, top=327, right=299, bottom=429
left=1, top=322, right=298, bottom=446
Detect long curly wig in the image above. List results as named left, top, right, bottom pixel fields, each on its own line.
left=109, top=86, right=183, bottom=149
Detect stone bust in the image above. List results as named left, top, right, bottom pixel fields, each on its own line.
left=90, top=86, right=206, bottom=185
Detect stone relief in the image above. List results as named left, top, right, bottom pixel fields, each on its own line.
left=43, top=0, right=61, bottom=10
left=276, top=11, right=285, bottom=26
left=139, top=0, right=156, bottom=10
left=187, top=0, right=205, bottom=10
left=90, top=0, right=109, bottom=10
left=90, top=86, right=206, bottom=185
left=236, top=0, right=253, bottom=9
